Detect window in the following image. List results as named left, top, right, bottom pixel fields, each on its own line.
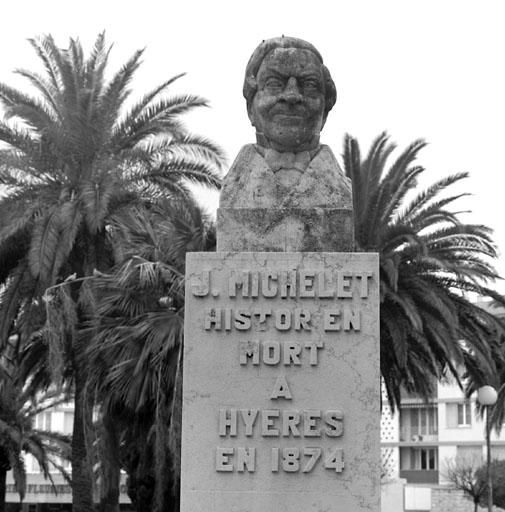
left=457, top=402, right=471, bottom=426
left=491, top=446, right=505, bottom=460
left=63, top=412, right=74, bottom=435
left=457, top=445, right=482, bottom=461
left=36, top=412, right=52, bottom=431
left=447, top=402, right=472, bottom=427
left=399, top=406, right=438, bottom=439
left=400, top=447, right=438, bottom=470
left=416, top=448, right=437, bottom=470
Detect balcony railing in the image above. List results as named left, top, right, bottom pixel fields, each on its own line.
left=399, top=469, right=439, bottom=484
left=399, top=426, right=438, bottom=442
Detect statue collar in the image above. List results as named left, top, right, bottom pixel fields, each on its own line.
left=254, top=144, right=321, bottom=173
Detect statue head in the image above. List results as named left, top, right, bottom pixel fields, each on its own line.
left=243, top=36, right=336, bottom=152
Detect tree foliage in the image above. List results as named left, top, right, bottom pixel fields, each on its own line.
left=83, top=200, right=216, bottom=511
left=343, top=132, right=505, bottom=409
left=443, top=456, right=486, bottom=512
left=476, top=458, right=505, bottom=509
left=0, top=348, right=71, bottom=511
left=0, top=32, right=223, bottom=512
left=0, top=32, right=223, bottom=348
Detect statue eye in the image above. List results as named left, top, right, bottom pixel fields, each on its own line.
left=265, top=78, right=284, bottom=91
left=303, top=79, right=321, bottom=92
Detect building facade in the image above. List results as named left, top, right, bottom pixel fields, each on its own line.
left=381, top=299, right=505, bottom=511
left=382, top=381, right=505, bottom=483
left=5, top=402, right=133, bottom=511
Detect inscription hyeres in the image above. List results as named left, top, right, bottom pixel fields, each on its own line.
left=215, top=410, right=345, bottom=473
left=191, top=269, right=373, bottom=299
left=218, top=409, right=343, bottom=438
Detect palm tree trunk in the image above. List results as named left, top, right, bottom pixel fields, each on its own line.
left=0, top=467, right=7, bottom=512
left=72, top=365, right=94, bottom=512
left=99, top=415, right=121, bottom=512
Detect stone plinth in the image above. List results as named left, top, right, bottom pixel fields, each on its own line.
left=181, top=252, right=380, bottom=512
left=217, top=208, right=354, bottom=252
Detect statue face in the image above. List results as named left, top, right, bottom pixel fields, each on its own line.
left=248, top=47, right=325, bottom=152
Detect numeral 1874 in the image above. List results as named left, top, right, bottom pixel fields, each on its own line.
left=271, top=447, right=344, bottom=473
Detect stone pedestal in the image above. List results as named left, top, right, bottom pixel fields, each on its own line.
left=181, top=252, right=380, bottom=512
left=217, top=208, right=354, bottom=252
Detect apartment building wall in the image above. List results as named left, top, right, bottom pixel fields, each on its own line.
left=6, top=404, right=132, bottom=509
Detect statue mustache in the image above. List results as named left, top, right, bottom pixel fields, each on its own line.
left=270, top=105, right=308, bottom=116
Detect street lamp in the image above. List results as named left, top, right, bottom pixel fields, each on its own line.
left=477, top=385, right=498, bottom=512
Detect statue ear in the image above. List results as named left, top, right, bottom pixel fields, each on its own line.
left=247, top=103, right=256, bottom=126
left=321, top=112, right=328, bottom=129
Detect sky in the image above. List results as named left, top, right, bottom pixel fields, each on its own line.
left=1, top=0, right=505, bottom=291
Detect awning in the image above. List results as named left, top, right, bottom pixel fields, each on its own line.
left=400, top=402, right=436, bottom=409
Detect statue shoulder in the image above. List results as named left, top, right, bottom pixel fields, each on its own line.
left=316, top=145, right=350, bottom=179
left=317, top=145, right=343, bottom=169
left=226, top=144, right=260, bottom=177
left=220, top=144, right=263, bottom=206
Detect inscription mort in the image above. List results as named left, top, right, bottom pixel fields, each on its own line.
left=239, top=340, right=324, bottom=366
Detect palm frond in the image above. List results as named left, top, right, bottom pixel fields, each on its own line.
left=27, top=35, right=62, bottom=91
left=28, top=209, right=61, bottom=282
left=345, top=132, right=505, bottom=409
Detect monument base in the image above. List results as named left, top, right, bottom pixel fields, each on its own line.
left=217, top=208, right=354, bottom=252
left=182, top=252, right=380, bottom=512
left=182, top=489, right=372, bottom=512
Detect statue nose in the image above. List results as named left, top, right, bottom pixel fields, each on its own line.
left=281, top=78, right=303, bottom=104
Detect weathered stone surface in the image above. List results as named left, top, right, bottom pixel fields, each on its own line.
left=217, top=208, right=353, bottom=252
left=219, top=144, right=352, bottom=209
left=183, top=36, right=380, bottom=512
left=181, top=252, right=380, bottom=512
left=218, top=143, right=354, bottom=252
left=243, top=37, right=336, bottom=154
left=218, top=36, right=353, bottom=251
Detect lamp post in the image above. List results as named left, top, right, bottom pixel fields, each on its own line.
left=477, top=385, right=498, bottom=512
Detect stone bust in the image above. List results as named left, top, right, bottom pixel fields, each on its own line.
left=243, top=36, right=336, bottom=153
left=218, top=37, right=353, bottom=252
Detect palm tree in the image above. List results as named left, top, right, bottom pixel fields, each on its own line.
left=84, top=199, right=215, bottom=512
left=343, top=132, right=505, bottom=410
left=467, top=310, right=505, bottom=434
left=0, top=33, right=223, bottom=511
left=0, top=356, right=71, bottom=512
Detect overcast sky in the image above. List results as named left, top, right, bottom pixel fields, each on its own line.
left=2, top=0, right=505, bottom=291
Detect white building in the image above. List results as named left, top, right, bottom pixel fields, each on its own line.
left=381, top=299, right=505, bottom=511
left=5, top=402, right=133, bottom=512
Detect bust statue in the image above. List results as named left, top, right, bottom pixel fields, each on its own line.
left=218, top=37, right=353, bottom=252
left=244, top=37, right=335, bottom=153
